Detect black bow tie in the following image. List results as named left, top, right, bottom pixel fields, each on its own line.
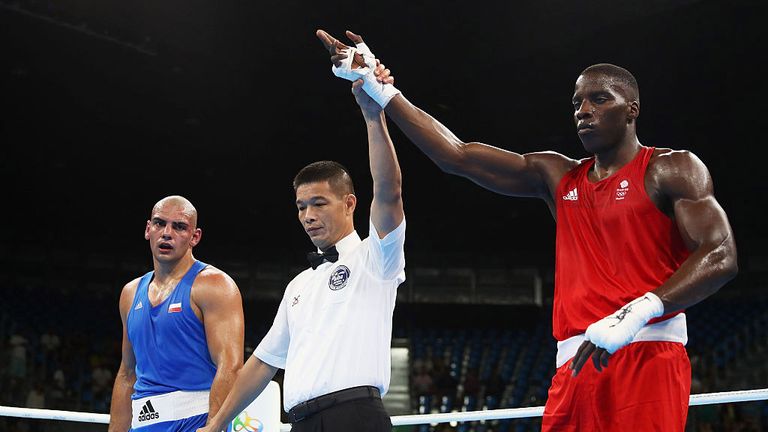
left=307, top=246, right=339, bottom=270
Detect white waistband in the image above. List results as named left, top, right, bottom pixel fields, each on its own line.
left=131, top=390, right=210, bottom=429
left=556, top=313, right=688, bottom=368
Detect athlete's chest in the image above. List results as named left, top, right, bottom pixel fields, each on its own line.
left=148, top=282, right=179, bottom=307
left=558, top=172, right=660, bottom=226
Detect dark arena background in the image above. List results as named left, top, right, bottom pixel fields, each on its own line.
left=1, top=0, right=767, bottom=431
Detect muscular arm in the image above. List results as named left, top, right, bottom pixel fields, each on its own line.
left=197, top=356, right=278, bottom=432
left=315, top=28, right=574, bottom=201
left=384, top=94, right=572, bottom=199
left=108, top=282, right=138, bottom=432
left=192, top=270, right=245, bottom=421
left=650, top=150, right=738, bottom=311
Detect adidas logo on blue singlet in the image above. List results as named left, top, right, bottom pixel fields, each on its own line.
left=137, top=400, right=160, bottom=422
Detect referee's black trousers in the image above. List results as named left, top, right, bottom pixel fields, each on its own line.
left=290, top=397, right=392, bottom=432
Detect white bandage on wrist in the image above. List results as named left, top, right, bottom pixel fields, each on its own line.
left=361, top=73, right=401, bottom=108
left=331, top=44, right=401, bottom=108
left=584, top=292, right=665, bottom=354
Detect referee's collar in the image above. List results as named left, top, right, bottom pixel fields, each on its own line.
left=317, top=230, right=361, bottom=258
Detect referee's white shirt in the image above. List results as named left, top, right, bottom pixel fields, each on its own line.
left=254, top=218, right=406, bottom=412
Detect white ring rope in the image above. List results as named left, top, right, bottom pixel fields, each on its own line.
left=0, top=406, right=110, bottom=423
left=391, top=406, right=545, bottom=426
left=1, top=388, right=766, bottom=427
left=390, top=388, right=768, bottom=426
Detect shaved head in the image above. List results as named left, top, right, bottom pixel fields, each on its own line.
left=152, top=195, right=198, bottom=227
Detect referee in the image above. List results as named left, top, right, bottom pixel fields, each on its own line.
left=198, top=69, right=405, bottom=431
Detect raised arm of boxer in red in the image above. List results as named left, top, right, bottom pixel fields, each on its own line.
left=316, top=29, right=576, bottom=208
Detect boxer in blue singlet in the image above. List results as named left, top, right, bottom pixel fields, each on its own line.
left=108, top=196, right=245, bottom=432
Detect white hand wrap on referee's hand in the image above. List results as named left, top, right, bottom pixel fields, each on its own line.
left=584, top=292, right=665, bottom=354
left=332, top=43, right=401, bottom=108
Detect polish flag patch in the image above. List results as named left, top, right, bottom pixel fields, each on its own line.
left=168, top=302, right=182, bottom=313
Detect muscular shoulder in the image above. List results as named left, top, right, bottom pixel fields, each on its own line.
left=648, top=148, right=713, bottom=200
left=526, top=151, right=580, bottom=171
left=526, top=151, right=582, bottom=191
left=119, top=277, right=142, bottom=318
left=122, top=276, right=142, bottom=294
left=649, top=148, right=702, bottom=172
left=191, top=266, right=242, bottom=307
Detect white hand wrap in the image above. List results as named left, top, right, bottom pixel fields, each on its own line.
left=584, top=292, right=665, bottom=354
left=331, top=43, right=401, bottom=108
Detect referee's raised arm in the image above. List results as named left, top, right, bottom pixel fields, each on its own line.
left=351, top=73, right=404, bottom=238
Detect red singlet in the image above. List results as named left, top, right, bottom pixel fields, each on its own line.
left=553, top=146, right=690, bottom=341
left=544, top=146, right=693, bottom=431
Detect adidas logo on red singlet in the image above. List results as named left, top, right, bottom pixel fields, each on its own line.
left=562, top=187, right=578, bottom=201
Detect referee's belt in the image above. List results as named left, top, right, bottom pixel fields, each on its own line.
left=287, top=386, right=381, bottom=423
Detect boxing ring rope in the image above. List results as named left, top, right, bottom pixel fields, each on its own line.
left=390, top=388, right=768, bottom=426
left=2, top=387, right=767, bottom=429
left=0, top=406, right=109, bottom=424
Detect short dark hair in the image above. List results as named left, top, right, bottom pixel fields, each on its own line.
left=581, top=63, right=639, bottom=102
left=293, top=161, right=355, bottom=195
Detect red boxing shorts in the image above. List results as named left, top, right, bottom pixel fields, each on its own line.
left=542, top=341, right=691, bottom=431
